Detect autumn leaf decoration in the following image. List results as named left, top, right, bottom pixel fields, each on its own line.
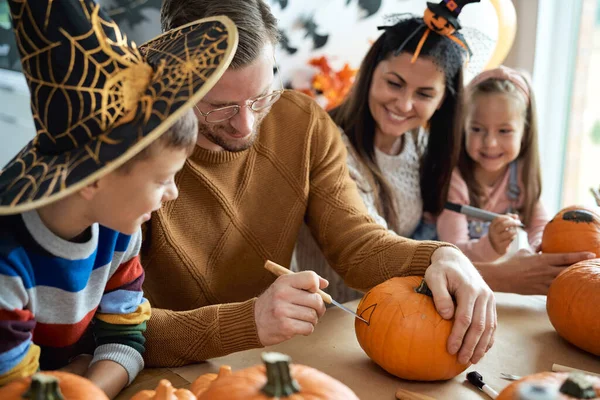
left=300, top=56, right=357, bottom=110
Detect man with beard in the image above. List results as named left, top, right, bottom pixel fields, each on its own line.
left=140, top=0, right=496, bottom=368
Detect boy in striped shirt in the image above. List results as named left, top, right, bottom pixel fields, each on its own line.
left=0, top=0, right=235, bottom=397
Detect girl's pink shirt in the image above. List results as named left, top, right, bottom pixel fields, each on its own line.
left=436, top=164, right=549, bottom=262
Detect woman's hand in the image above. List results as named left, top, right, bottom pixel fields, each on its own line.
left=483, top=248, right=596, bottom=295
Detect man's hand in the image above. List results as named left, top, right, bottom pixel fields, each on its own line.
left=424, top=246, right=496, bottom=365
left=255, top=271, right=328, bottom=346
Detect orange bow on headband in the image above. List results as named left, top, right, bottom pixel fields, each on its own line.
left=410, top=0, right=481, bottom=64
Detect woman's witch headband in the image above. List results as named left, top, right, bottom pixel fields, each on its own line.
left=377, top=0, right=481, bottom=64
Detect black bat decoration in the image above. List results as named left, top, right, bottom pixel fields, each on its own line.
left=345, top=0, right=383, bottom=18
left=271, top=0, right=289, bottom=9
left=0, top=27, right=20, bottom=71
left=302, top=15, right=329, bottom=49
left=106, top=0, right=158, bottom=29
left=358, top=0, right=382, bottom=18
left=278, top=29, right=298, bottom=55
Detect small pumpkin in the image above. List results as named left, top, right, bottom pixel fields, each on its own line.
left=0, top=371, right=109, bottom=400
left=130, top=379, right=196, bottom=400
left=496, top=372, right=600, bottom=400
left=541, top=206, right=600, bottom=256
left=196, top=352, right=359, bottom=399
left=355, top=277, right=469, bottom=381
left=190, top=365, right=232, bottom=397
left=547, top=259, right=600, bottom=356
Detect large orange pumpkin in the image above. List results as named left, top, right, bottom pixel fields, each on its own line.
left=547, top=259, right=600, bottom=356
left=190, top=365, right=232, bottom=397
left=196, top=352, right=359, bottom=399
left=130, top=379, right=196, bottom=400
left=0, top=371, right=108, bottom=399
left=355, top=276, right=469, bottom=381
left=541, top=206, right=600, bottom=256
left=496, top=372, right=600, bottom=400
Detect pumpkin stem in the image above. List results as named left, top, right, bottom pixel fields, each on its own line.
left=21, top=374, right=65, bottom=400
left=217, top=365, right=232, bottom=378
left=415, top=279, right=433, bottom=297
left=260, top=352, right=301, bottom=397
left=559, top=373, right=596, bottom=399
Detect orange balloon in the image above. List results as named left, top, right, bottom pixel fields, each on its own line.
left=485, top=0, right=517, bottom=69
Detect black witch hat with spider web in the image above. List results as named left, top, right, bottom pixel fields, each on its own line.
left=0, top=0, right=238, bottom=214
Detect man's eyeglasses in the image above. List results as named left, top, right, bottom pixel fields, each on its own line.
left=194, top=63, right=284, bottom=124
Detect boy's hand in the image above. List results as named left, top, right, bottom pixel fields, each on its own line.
left=254, top=271, right=328, bottom=346
left=59, top=354, right=92, bottom=376
left=86, top=360, right=129, bottom=399
left=489, top=214, right=521, bottom=255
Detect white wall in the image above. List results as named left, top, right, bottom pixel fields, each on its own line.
left=272, top=0, right=501, bottom=86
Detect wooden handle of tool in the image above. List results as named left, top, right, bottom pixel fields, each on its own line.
left=552, top=363, right=600, bottom=377
left=395, top=388, right=437, bottom=400
left=264, top=260, right=333, bottom=304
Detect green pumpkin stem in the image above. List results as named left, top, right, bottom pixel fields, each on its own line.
left=559, top=373, right=596, bottom=399
left=260, top=352, right=301, bottom=397
left=21, top=374, right=65, bottom=400
left=415, top=279, right=433, bottom=297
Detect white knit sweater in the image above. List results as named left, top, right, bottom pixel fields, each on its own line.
left=291, top=128, right=427, bottom=301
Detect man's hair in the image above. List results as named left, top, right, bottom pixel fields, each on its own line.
left=118, top=108, right=197, bottom=173
left=160, top=0, right=280, bottom=69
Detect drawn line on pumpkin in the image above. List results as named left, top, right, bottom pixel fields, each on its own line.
left=358, top=303, right=376, bottom=326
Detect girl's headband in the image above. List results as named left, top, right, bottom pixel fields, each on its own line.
left=467, top=66, right=530, bottom=101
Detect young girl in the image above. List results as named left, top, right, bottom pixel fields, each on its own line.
left=436, top=66, right=550, bottom=262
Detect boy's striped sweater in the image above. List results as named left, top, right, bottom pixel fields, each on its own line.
left=0, top=210, right=150, bottom=385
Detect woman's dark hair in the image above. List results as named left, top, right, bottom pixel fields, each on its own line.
left=330, top=17, right=465, bottom=225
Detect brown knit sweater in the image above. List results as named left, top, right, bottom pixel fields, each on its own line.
left=141, top=91, right=446, bottom=367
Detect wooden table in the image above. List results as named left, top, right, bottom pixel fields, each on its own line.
left=116, top=293, right=600, bottom=399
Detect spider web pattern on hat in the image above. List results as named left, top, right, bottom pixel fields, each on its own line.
left=0, top=0, right=237, bottom=214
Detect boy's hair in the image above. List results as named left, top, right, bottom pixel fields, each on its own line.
left=160, top=0, right=279, bottom=69
left=458, top=72, right=541, bottom=226
left=118, top=108, right=198, bottom=173
left=330, top=17, right=465, bottom=225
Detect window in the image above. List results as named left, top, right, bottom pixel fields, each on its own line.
left=562, top=0, right=600, bottom=208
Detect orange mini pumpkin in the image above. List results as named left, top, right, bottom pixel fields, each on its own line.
left=0, top=371, right=108, bottom=400
left=547, top=259, right=600, bottom=356
left=130, top=379, right=196, bottom=400
left=196, top=352, right=359, bottom=399
left=355, top=276, right=469, bottom=381
left=541, top=206, right=600, bottom=256
left=496, top=372, right=600, bottom=400
left=190, top=365, right=232, bottom=397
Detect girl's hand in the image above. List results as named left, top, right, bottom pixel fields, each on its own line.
left=488, top=214, right=521, bottom=255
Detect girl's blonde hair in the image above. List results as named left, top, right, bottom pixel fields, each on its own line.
left=457, top=70, right=541, bottom=226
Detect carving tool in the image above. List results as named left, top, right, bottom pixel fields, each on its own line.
left=264, top=260, right=368, bottom=324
